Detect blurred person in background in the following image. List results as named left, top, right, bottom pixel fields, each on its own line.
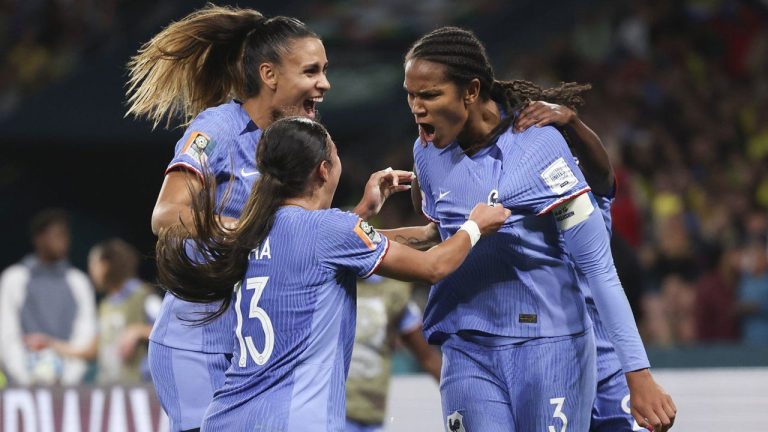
left=86, top=238, right=159, bottom=384
left=642, top=211, right=699, bottom=346
left=0, top=208, right=96, bottom=386
left=18, top=238, right=161, bottom=384
left=694, top=245, right=740, bottom=342
left=345, top=277, right=441, bottom=432
left=736, top=233, right=768, bottom=345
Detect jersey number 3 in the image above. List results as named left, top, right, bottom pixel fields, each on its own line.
left=235, top=276, right=275, bottom=367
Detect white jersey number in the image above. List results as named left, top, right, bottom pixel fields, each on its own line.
left=548, top=397, right=568, bottom=432
left=235, top=276, right=275, bottom=367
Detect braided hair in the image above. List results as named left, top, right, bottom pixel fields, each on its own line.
left=406, top=27, right=591, bottom=148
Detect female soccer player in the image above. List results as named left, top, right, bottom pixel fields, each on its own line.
left=155, top=116, right=510, bottom=431
left=397, top=27, right=676, bottom=432
left=125, top=6, right=412, bottom=431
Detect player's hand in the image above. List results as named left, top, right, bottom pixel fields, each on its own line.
left=118, top=325, right=143, bottom=360
left=468, top=203, right=511, bottom=235
left=218, top=215, right=239, bottom=231
left=355, top=167, right=415, bottom=219
left=24, top=333, right=52, bottom=351
left=514, top=101, right=575, bottom=131
left=626, top=369, right=677, bottom=431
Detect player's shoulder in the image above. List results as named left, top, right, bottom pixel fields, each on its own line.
left=512, top=124, right=563, bottom=148
left=316, top=208, right=360, bottom=226
left=187, top=101, right=247, bottom=139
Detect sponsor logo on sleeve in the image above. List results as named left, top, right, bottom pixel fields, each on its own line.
left=182, top=131, right=215, bottom=163
left=541, top=157, right=578, bottom=195
left=354, top=219, right=382, bottom=250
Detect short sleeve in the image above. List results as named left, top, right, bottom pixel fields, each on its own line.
left=316, top=210, right=390, bottom=278
left=166, top=109, right=232, bottom=182
left=413, top=140, right=439, bottom=223
left=504, top=126, right=591, bottom=215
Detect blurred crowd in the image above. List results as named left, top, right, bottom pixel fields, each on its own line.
left=0, top=209, right=159, bottom=387
left=1, top=0, right=767, bottom=389
left=500, top=0, right=768, bottom=346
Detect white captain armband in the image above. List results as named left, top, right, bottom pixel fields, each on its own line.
left=553, top=193, right=594, bottom=231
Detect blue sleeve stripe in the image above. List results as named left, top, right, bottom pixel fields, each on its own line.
left=165, top=161, right=204, bottom=183
left=361, top=238, right=390, bottom=279
left=537, top=186, right=592, bottom=215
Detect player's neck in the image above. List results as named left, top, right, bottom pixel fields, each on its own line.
left=283, top=193, right=330, bottom=211
left=457, top=99, right=501, bottom=155
left=241, top=97, right=278, bottom=130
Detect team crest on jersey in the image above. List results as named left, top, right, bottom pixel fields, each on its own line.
left=447, top=411, right=466, bottom=432
left=487, top=189, right=499, bottom=206
left=182, top=131, right=216, bottom=163
left=541, top=157, right=578, bottom=195
left=354, top=219, right=382, bottom=251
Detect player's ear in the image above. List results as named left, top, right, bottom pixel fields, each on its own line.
left=464, top=78, right=481, bottom=105
left=259, top=62, right=278, bottom=91
left=317, top=160, right=331, bottom=183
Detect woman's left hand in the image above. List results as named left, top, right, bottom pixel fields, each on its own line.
left=514, top=100, right=575, bottom=131
left=354, top=168, right=414, bottom=219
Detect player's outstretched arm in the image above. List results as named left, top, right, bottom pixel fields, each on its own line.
left=376, top=203, right=509, bottom=284
left=378, top=223, right=441, bottom=251
left=515, top=101, right=614, bottom=195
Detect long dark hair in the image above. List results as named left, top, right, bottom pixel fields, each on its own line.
left=126, top=4, right=318, bottom=128
left=405, top=26, right=591, bottom=149
left=155, top=117, right=333, bottom=323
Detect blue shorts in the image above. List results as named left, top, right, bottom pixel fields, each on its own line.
left=591, top=368, right=643, bottom=431
left=148, top=341, right=230, bottom=431
left=439, top=329, right=596, bottom=432
left=345, top=419, right=384, bottom=432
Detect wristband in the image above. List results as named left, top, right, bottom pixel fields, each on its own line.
left=458, top=220, right=481, bottom=247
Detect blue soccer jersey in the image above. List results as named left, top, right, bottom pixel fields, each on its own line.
left=203, top=207, right=389, bottom=432
left=415, top=125, right=592, bottom=342
left=150, top=100, right=262, bottom=355
left=414, top=124, right=648, bottom=374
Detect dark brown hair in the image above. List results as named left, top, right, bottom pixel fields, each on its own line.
left=126, top=4, right=317, bottom=128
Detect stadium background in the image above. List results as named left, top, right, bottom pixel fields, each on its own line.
left=1, top=0, right=768, bottom=430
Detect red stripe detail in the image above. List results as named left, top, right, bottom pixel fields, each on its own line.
left=165, top=162, right=205, bottom=184
left=538, top=186, right=592, bottom=215
left=363, top=238, right=391, bottom=279
left=423, top=210, right=440, bottom=224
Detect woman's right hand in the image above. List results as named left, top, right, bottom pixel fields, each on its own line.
left=469, top=203, right=511, bottom=235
